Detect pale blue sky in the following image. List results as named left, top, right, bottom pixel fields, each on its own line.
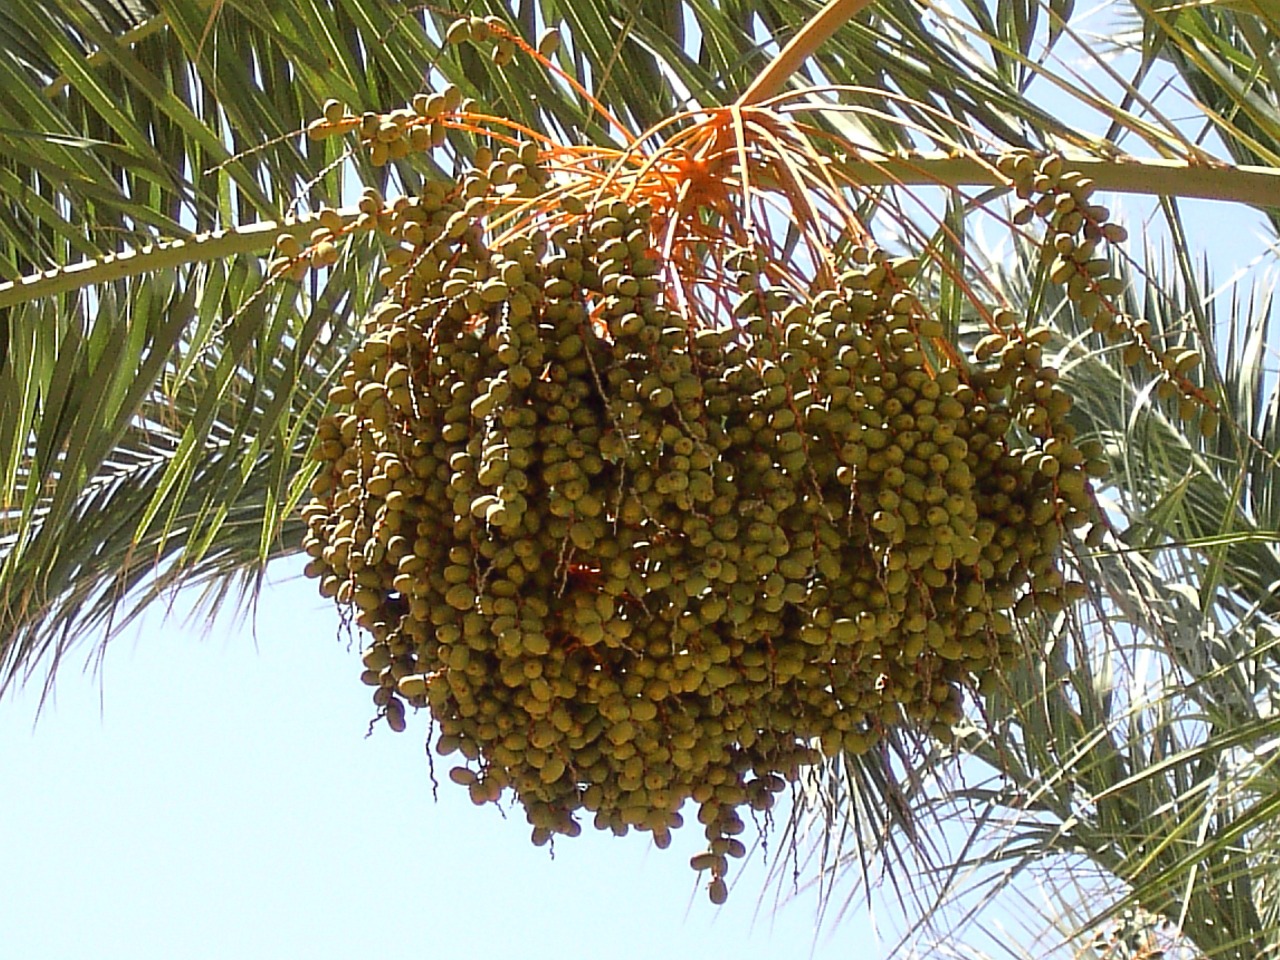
left=1, top=562, right=897, bottom=960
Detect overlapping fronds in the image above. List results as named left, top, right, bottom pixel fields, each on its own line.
left=783, top=230, right=1280, bottom=958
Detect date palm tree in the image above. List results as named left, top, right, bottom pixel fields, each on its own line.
left=2, top=1, right=1278, bottom=955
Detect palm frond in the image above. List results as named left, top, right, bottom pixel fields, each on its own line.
left=4, top=2, right=1280, bottom=955
left=0, top=237, right=384, bottom=690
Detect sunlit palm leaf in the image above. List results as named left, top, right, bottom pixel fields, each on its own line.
left=0, top=239, right=384, bottom=689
